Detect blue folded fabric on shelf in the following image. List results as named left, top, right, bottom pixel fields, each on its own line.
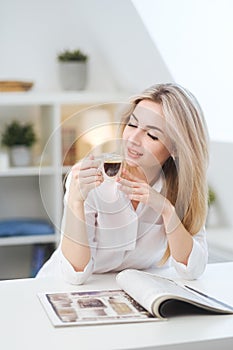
left=0, top=219, right=54, bottom=237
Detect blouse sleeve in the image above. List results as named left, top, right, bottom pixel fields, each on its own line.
left=171, top=227, right=208, bottom=280
left=37, top=171, right=98, bottom=285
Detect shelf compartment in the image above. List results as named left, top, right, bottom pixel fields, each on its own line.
left=0, top=166, right=55, bottom=177
left=0, top=234, right=58, bottom=247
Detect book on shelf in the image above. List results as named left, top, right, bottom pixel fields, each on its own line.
left=62, top=127, right=77, bottom=166
left=38, top=269, right=233, bottom=327
left=30, top=243, right=55, bottom=278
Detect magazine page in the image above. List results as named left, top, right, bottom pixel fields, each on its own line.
left=38, top=289, right=160, bottom=327
left=116, top=269, right=179, bottom=316
left=116, top=269, right=233, bottom=317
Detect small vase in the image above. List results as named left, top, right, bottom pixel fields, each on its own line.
left=59, top=61, right=88, bottom=91
left=10, top=146, right=31, bottom=167
left=0, top=151, right=9, bottom=170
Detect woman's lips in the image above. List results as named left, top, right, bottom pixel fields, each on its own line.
left=127, top=147, right=143, bottom=159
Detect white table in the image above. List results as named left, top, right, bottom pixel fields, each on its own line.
left=1, top=262, right=233, bottom=350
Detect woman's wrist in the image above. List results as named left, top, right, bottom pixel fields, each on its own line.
left=162, top=200, right=180, bottom=235
left=67, top=196, right=85, bottom=216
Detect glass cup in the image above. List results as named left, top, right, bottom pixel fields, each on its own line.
left=102, top=153, right=123, bottom=180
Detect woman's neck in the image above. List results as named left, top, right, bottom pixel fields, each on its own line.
left=129, top=166, right=161, bottom=186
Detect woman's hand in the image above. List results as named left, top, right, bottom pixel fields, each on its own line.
left=116, top=168, right=168, bottom=215
left=68, top=155, right=103, bottom=203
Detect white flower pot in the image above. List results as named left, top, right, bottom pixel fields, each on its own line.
left=59, top=61, right=88, bottom=90
left=10, top=146, right=31, bottom=167
left=0, top=151, right=9, bottom=170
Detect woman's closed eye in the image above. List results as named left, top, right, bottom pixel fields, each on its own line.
left=127, top=122, right=159, bottom=141
left=147, top=132, right=158, bottom=141
left=127, top=122, right=138, bottom=128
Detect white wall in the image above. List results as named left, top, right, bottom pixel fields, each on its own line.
left=0, top=0, right=172, bottom=93
left=208, top=141, right=233, bottom=228
left=0, top=0, right=117, bottom=91
left=77, top=0, right=173, bottom=93
left=133, top=0, right=233, bottom=143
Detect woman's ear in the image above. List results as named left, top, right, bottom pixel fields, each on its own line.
left=170, top=145, right=178, bottom=160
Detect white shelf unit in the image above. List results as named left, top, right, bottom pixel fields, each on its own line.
left=0, top=91, right=128, bottom=277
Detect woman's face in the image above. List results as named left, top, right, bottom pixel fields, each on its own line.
left=122, top=99, right=171, bottom=179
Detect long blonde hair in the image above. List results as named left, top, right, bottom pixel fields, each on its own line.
left=120, top=83, right=209, bottom=264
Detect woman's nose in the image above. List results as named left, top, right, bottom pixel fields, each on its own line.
left=128, top=128, right=142, bottom=145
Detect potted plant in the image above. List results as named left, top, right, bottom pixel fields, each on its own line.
left=57, top=48, right=88, bottom=91
left=206, top=186, right=218, bottom=227
left=208, top=186, right=216, bottom=207
left=1, top=120, right=37, bottom=166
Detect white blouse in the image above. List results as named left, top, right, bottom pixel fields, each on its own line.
left=37, top=174, right=208, bottom=284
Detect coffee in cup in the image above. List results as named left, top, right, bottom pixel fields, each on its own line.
left=102, top=154, right=123, bottom=179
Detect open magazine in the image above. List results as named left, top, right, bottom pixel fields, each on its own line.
left=38, top=269, right=233, bottom=327
left=38, top=289, right=156, bottom=327
left=116, top=269, right=233, bottom=318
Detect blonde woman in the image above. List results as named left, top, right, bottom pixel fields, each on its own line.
left=37, top=83, right=209, bottom=284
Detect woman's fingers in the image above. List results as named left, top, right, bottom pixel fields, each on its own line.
left=117, top=177, right=148, bottom=199
left=80, top=174, right=103, bottom=185
left=75, top=167, right=101, bottom=179
left=117, top=176, right=137, bottom=187
left=72, top=157, right=102, bottom=182
left=73, top=159, right=101, bottom=172
left=69, top=156, right=103, bottom=201
left=117, top=176, right=146, bottom=190
left=116, top=173, right=152, bottom=204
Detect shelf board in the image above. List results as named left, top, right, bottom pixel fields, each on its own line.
left=0, top=90, right=130, bottom=106
left=0, top=234, right=58, bottom=246
left=0, top=166, right=56, bottom=177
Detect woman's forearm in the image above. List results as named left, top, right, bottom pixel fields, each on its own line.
left=61, top=200, right=91, bottom=271
left=60, top=157, right=102, bottom=272
left=162, top=202, right=193, bottom=265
